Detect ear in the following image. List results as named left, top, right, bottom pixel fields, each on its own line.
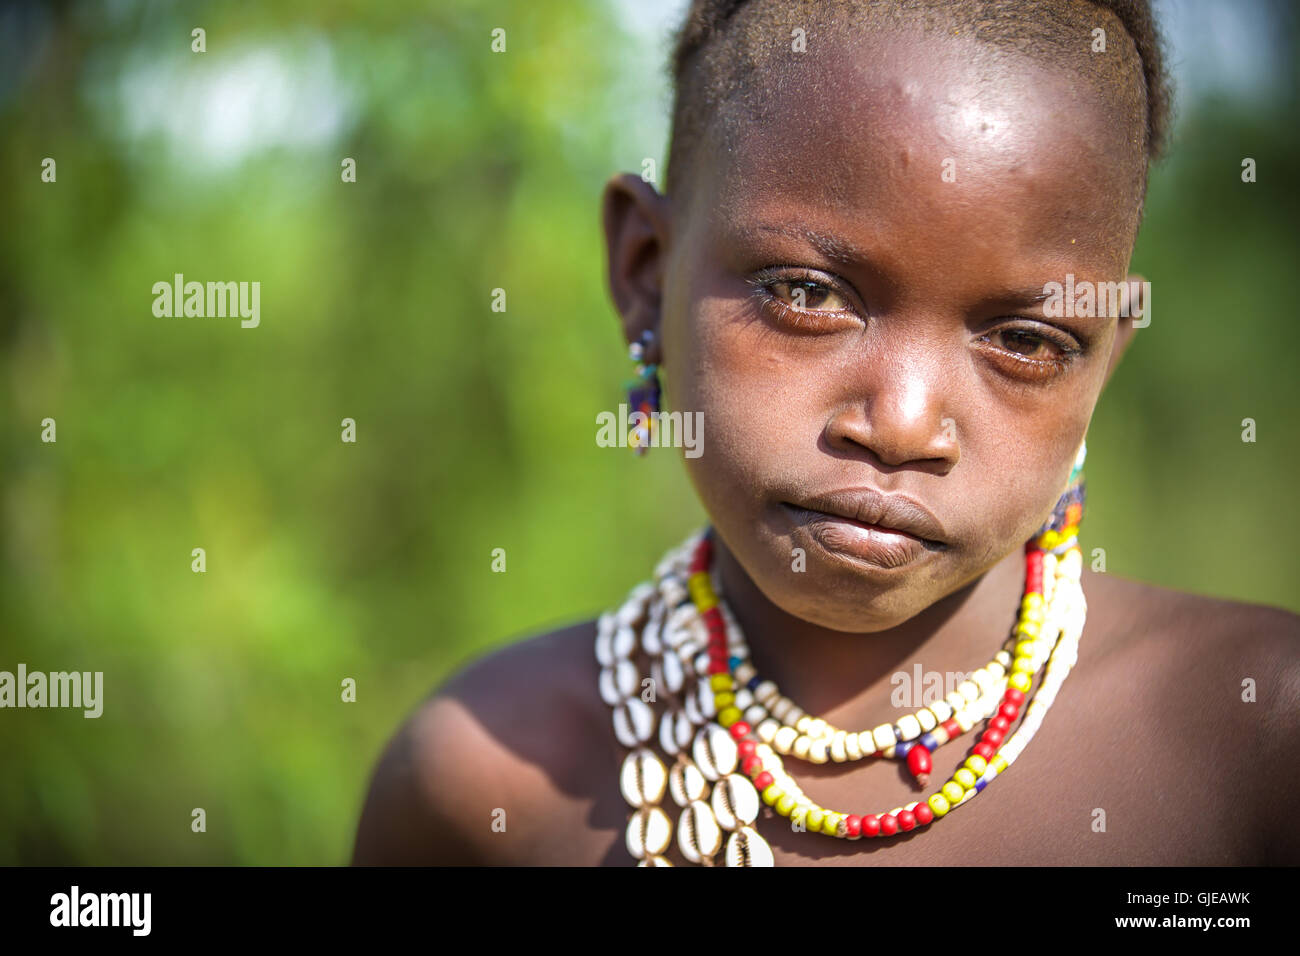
left=600, top=172, right=672, bottom=363
left=1101, top=272, right=1147, bottom=388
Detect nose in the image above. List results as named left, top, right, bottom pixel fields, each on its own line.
left=823, top=349, right=960, bottom=471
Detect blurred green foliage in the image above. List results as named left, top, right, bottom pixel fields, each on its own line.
left=0, top=0, right=1295, bottom=864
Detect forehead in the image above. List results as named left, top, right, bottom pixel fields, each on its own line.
left=699, top=26, right=1140, bottom=281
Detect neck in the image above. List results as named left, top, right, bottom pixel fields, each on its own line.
left=712, top=535, right=1026, bottom=730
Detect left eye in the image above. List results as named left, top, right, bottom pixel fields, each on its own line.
left=978, top=326, right=1082, bottom=380
left=993, top=329, right=1057, bottom=359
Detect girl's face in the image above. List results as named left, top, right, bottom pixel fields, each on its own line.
left=607, top=28, right=1142, bottom=632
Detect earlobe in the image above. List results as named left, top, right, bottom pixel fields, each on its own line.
left=601, top=172, right=672, bottom=353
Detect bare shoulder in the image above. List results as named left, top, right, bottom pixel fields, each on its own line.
left=352, top=619, right=621, bottom=866
left=1081, top=567, right=1299, bottom=684
left=1076, top=568, right=1300, bottom=862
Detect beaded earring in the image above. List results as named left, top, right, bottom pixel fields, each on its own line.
left=625, top=329, right=661, bottom=455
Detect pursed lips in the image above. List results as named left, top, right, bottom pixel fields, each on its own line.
left=782, top=487, right=948, bottom=547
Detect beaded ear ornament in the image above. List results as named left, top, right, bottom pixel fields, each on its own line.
left=598, top=441, right=1089, bottom=865
left=624, top=329, right=660, bottom=454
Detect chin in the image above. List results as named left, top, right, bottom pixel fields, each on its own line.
left=770, top=576, right=937, bottom=633
left=748, top=534, right=949, bottom=633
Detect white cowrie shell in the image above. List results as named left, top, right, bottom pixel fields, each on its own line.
left=696, top=681, right=716, bottom=719
left=658, top=707, right=684, bottom=756
left=668, top=603, right=688, bottom=623
left=613, top=625, right=637, bottom=659
left=637, top=855, right=673, bottom=867
left=710, top=773, right=760, bottom=831
left=683, top=691, right=704, bottom=727
left=613, top=696, right=654, bottom=747
left=616, top=595, right=644, bottom=629
left=642, top=616, right=662, bottom=656
left=625, top=805, right=672, bottom=858
left=599, top=660, right=639, bottom=706
left=664, top=622, right=692, bottom=650
left=692, top=723, right=738, bottom=781
left=595, top=628, right=615, bottom=668
left=620, top=747, right=668, bottom=808
left=676, top=800, right=722, bottom=863
left=674, top=709, right=693, bottom=750
left=676, top=635, right=704, bottom=661
left=666, top=602, right=697, bottom=633
left=668, top=757, right=707, bottom=807
left=615, top=660, right=638, bottom=697
left=659, top=577, right=687, bottom=609
left=598, top=666, right=618, bottom=706
left=725, top=826, right=775, bottom=867
left=670, top=615, right=705, bottom=649
left=657, top=652, right=684, bottom=694
left=649, top=660, right=666, bottom=698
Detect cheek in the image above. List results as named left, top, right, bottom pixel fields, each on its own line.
left=667, top=301, right=814, bottom=493
left=967, top=388, right=1093, bottom=555
left=973, top=440, right=1064, bottom=555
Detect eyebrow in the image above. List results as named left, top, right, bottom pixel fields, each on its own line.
left=743, top=221, right=1073, bottom=310
left=748, top=222, right=871, bottom=266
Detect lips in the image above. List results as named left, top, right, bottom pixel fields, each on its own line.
left=781, top=487, right=947, bottom=571
left=793, top=487, right=947, bottom=542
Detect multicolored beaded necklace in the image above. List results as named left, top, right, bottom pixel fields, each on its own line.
left=599, top=442, right=1089, bottom=866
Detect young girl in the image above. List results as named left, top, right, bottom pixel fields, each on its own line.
left=353, top=0, right=1299, bottom=866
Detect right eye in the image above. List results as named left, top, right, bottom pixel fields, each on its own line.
left=745, top=269, right=862, bottom=333
left=767, top=278, right=848, bottom=312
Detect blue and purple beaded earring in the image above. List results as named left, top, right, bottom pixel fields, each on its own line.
left=625, top=329, right=660, bottom=454
left=1031, top=438, right=1087, bottom=546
